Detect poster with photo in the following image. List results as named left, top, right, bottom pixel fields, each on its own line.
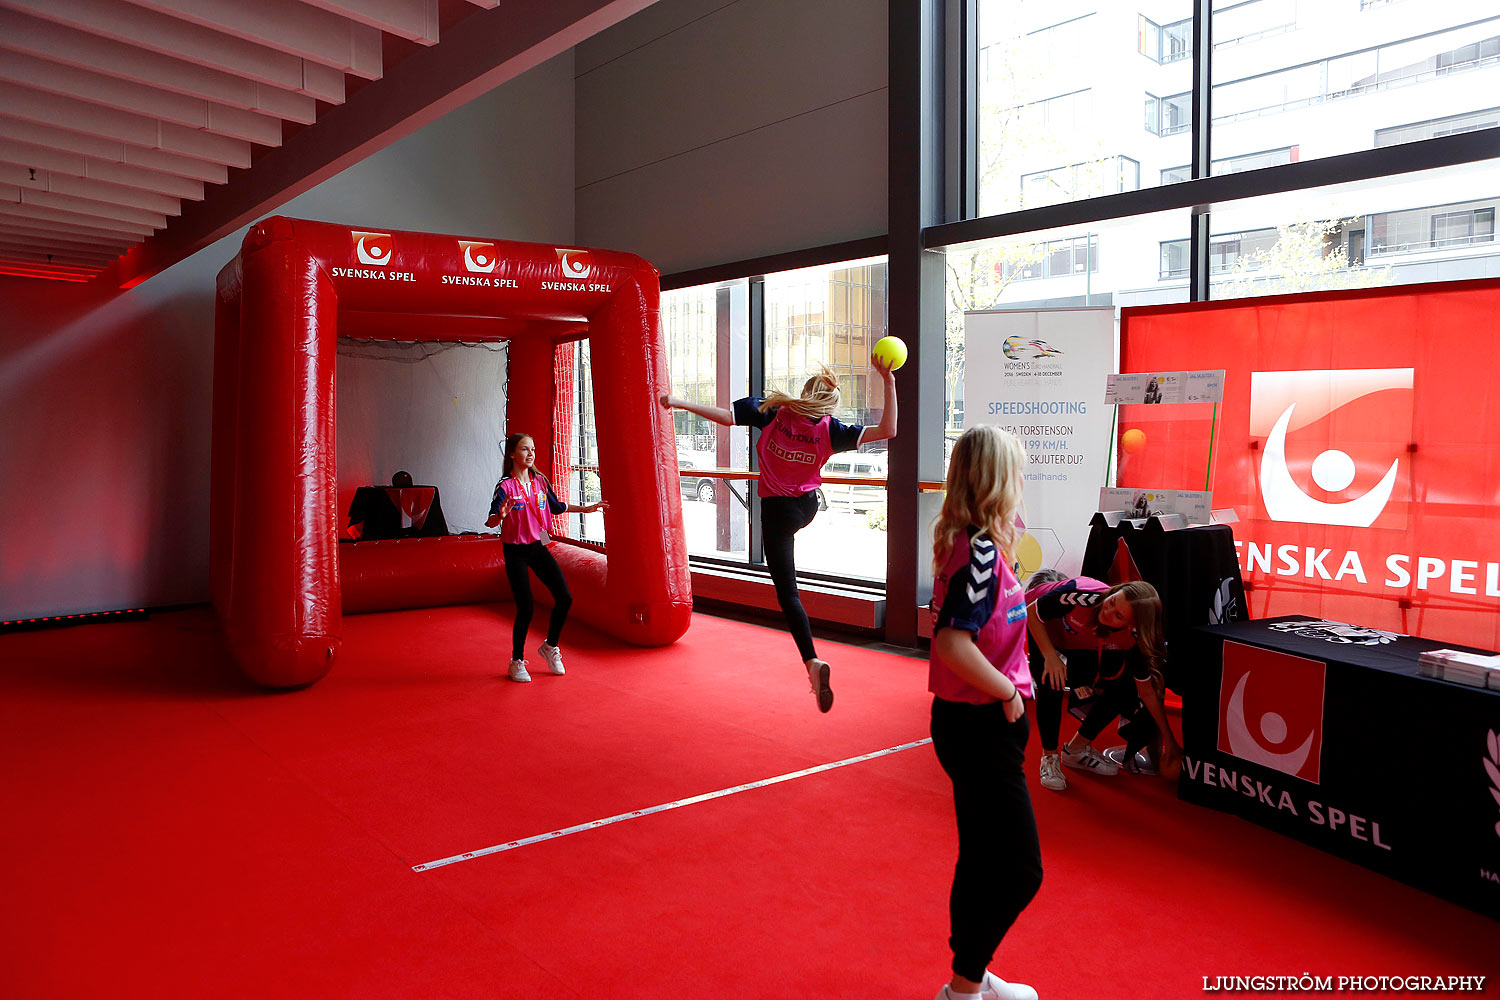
left=1106, top=370, right=1225, bottom=405
left=1099, top=487, right=1213, bottom=524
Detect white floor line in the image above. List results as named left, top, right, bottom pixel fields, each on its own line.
left=412, top=737, right=933, bottom=872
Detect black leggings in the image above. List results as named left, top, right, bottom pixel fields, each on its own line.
left=761, top=492, right=820, bottom=662
left=503, top=542, right=572, bottom=661
left=1027, top=642, right=1157, bottom=753
left=931, top=697, right=1044, bottom=983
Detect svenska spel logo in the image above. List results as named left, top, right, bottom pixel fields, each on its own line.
left=352, top=231, right=393, bottom=266
left=556, top=249, right=591, bottom=279
left=1249, top=368, right=1414, bottom=527
left=1218, top=641, right=1325, bottom=783
left=458, top=241, right=498, bottom=274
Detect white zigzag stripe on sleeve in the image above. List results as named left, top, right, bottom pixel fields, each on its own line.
left=972, top=547, right=996, bottom=565
left=971, top=567, right=993, bottom=584
left=966, top=584, right=988, bottom=603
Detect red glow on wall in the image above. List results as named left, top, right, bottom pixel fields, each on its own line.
left=0, top=266, right=92, bottom=283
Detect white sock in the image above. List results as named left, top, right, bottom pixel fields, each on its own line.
left=946, top=988, right=982, bottom=999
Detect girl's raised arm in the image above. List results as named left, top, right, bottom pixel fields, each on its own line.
left=659, top=394, right=734, bottom=427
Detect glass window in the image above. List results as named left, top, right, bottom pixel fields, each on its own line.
left=1211, top=6, right=1500, bottom=172
left=764, top=258, right=889, bottom=582
left=662, top=281, right=751, bottom=563
left=943, top=209, right=1192, bottom=467
left=562, top=340, right=604, bottom=544
left=1376, top=107, right=1500, bottom=146
left=978, top=2, right=1192, bottom=214
left=1208, top=159, right=1500, bottom=300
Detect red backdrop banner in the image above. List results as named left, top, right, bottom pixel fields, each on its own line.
left=1118, top=279, right=1500, bottom=647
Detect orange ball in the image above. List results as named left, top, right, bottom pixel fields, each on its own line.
left=1121, top=428, right=1147, bottom=454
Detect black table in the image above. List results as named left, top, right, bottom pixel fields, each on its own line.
left=1082, top=516, right=1248, bottom=693
left=1182, top=615, right=1500, bottom=919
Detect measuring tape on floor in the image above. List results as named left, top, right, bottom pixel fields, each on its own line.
left=412, top=737, right=933, bottom=872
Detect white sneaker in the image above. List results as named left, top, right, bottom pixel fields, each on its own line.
left=536, top=642, right=566, bottom=675
left=507, top=658, right=532, bottom=683
left=1038, top=753, right=1067, bottom=791
left=806, top=659, right=833, bottom=713
left=983, top=971, right=1039, bottom=1000
left=1060, top=743, right=1118, bottom=775
left=933, top=980, right=1038, bottom=1000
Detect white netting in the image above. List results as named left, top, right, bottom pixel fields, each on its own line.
left=336, top=339, right=508, bottom=533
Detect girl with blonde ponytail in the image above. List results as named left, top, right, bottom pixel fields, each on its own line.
left=661, top=355, right=898, bottom=713
left=927, top=425, right=1042, bottom=1000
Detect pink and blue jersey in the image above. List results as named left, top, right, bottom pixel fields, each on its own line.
left=732, top=397, right=864, bottom=497
left=488, top=473, right=567, bottom=544
left=1026, top=576, right=1149, bottom=682
left=929, top=527, right=1032, bottom=705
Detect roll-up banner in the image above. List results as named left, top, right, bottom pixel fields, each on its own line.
left=963, top=308, right=1115, bottom=578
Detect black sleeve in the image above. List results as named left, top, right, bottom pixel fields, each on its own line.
left=542, top=477, right=567, bottom=516
left=827, top=416, right=865, bottom=454
left=487, top=479, right=509, bottom=518
left=732, top=397, right=775, bottom=429
left=1126, top=648, right=1153, bottom=683
left=934, top=533, right=1000, bottom=636
left=1033, top=581, right=1107, bottom=621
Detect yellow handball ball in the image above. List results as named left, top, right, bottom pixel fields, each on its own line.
left=872, top=335, right=908, bottom=371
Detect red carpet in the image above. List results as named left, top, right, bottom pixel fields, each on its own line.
left=1, top=605, right=1494, bottom=998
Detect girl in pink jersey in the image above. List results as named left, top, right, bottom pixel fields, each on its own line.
left=486, top=432, right=607, bottom=683
left=1024, top=576, right=1181, bottom=790
left=660, top=357, right=897, bottom=712
left=928, top=425, right=1040, bottom=1000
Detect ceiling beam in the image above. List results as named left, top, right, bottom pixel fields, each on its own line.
left=0, top=225, right=133, bottom=255
left=107, top=0, right=662, bottom=287
left=0, top=10, right=321, bottom=122
left=123, top=0, right=383, bottom=79
left=0, top=164, right=182, bottom=216
left=0, top=218, right=141, bottom=247
left=0, top=139, right=206, bottom=200
left=297, top=0, right=440, bottom=45
left=0, top=200, right=158, bottom=237
left=0, top=119, right=229, bottom=184
left=0, top=243, right=118, bottom=267
left=4, top=0, right=347, bottom=102
left=9, top=187, right=169, bottom=229
left=0, top=50, right=283, bottom=146
left=0, top=83, right=252, bottom=168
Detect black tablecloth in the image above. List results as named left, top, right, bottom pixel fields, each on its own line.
left=1183, top=615, right=1500, bottom=919
left=347, top=485, right=449, bottom=540
left=1081, top=516, right=1248, bottom=692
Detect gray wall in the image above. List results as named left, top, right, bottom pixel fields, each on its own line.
left=575, top=0, right=888, bottom=275
left=0, top=54, right=576, bottom=620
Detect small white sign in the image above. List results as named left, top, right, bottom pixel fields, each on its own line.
left=1105, top=369, right=1225, bottom=405
left=1099, top=487, right=1213, bottom=525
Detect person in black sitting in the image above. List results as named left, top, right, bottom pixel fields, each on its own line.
left=346, top=471, right=448, bottom=540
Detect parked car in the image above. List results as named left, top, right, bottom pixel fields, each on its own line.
left=677, top=453, right=719, bottom=503
left=817, top=453, right=887, bottom=513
